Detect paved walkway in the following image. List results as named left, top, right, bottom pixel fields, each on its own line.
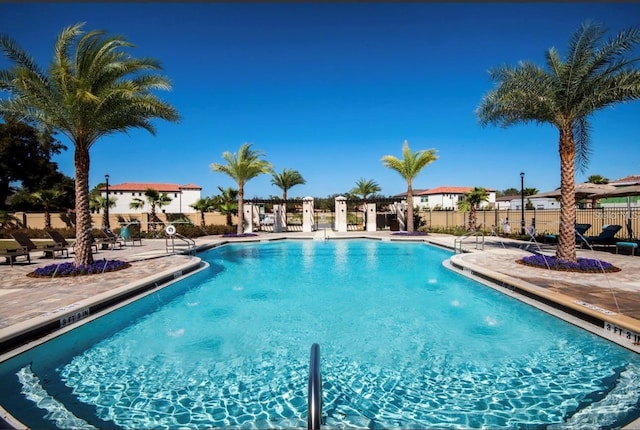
left=1, top=231, right=639, bottom=356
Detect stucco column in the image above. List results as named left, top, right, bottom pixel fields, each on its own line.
left=302, top=196, right=315, bottom=232
left=366, top=202, right=377, bottom=232
left=335, top=196, right=348, bottom=232
left=395, top=201, right=407, bottom=231
left=243, top=203, right=254, bottom=233
left=273, top=204, right=284, bottom=233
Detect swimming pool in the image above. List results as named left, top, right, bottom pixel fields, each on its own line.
left=1, top=239, right=640, bottom=429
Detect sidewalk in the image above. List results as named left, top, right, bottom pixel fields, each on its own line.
left=1, top=231, right=639, bottom=355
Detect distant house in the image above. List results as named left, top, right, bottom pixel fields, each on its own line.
left=100, top=182, right=202, bottom=214
left=518, top=196, right=560, bottom=210
left=495, top=195, right=518, bottom=210
left=397, top=186, right=496, bottom=210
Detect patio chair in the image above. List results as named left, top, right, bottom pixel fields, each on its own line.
left=95, top=228, right=124, bottom=250
left=0, top=245, right=30, bottom=266
left=11, top=232, right=68, bottom=259
left=581, top=224, right=623, bottom=248
left=119, top=222, right=142, bottom=246
left=45, top=230, right=72, bottom=256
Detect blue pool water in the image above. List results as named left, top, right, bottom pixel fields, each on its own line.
left=1, top=239, right=640, bottom=429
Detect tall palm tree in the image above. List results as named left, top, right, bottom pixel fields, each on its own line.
left=30, top=189, right=65, bottom=229
left=0, top=23, right=179, bottom=266
left=271, top=168, right=306, bottom=201
left=476, top=22, right=640, bottom=262
left=130, top=189, right=172, bottom=232
left=210, top=143, right=273, bottom=235
left=381, top=140, right=438, bottom=232
left=213, top=186, right=238, bottom=227
left=350, top=178, right=382, bottom=228
left=457, top=187, right=489, bottom=231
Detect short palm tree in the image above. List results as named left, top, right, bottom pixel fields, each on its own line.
left=213, top=186, right=238, bottom=227
left=457, top=187, right=489, bottom=231
left=271, top=168, right=306, bottom=201
left=210, top=143, right=273, bottom=235
left=89, top=195, right=117, bottom=228
left=476, top=21, right=640, bottom=262
left=190, top=197, right=216, bottom=229
left=130, top=189, right=172, bottom=232
left=30, top=189, right=65, bottom=229
left=0, top=23, right=180, bottom=266
left=382, top=140, right=438, bottom=232
left=350, top=178, right=382, bottom=228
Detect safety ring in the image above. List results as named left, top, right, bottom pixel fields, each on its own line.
left=165, top=224, right=176, bottom=235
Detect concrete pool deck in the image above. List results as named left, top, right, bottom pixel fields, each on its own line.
left=1, top=230, right=640, bottom=357
left=2, top=230, right=640, bottom=429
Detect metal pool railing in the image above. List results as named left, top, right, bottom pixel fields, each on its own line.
left=308, top=343, right=322, bottom=430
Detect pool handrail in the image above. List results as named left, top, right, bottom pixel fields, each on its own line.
left=308, top=343, right=322, bottom=430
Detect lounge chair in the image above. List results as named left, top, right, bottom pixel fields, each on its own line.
left=11, top=232, right=68, bottom=259
left=0, top=245, right=30, bottom=266
left=95, top=228, right=124, bottom=250
left=119, top=222, right=142, bottom=246
left=581, top=224, right=623, bottom=248
left=544, top=223, right=591, bottom=244
left=575, top=223, right=591, bottom=244
left=44, top=230, right=72, bottom=256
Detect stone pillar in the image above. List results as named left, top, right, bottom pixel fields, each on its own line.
left=273, top=204, right=284, bottom=233
left=365, top=202, right=377, bottom=232
left=302, top=196, right=315, bottom=232
left=335, top=196, right=348, bottom=232
left=395, top=201, right=407, bottom=231
left=243, top=203, right=254, bottom=233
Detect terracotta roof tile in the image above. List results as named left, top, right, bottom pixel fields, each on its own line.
left=101, top=182, right=201, bottom=192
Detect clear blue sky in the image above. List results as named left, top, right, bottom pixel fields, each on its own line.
left=1, top=2, right=639, bottom=199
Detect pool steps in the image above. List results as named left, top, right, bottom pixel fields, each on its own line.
left=17, top=365, right=97, bottom=429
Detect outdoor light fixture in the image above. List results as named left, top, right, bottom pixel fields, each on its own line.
left=520, top=172, right=525, bottom=235
left=105, top=174, right=110, bottom=229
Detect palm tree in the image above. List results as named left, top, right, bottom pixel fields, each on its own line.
left=130, top=189, right=172, bottom=232
left=89, top=195, right=117, bottom=228
left=350, top=178, right=382, bottom=228
left=0, top=23, right=179, bottom=266
left=213, top=186, right=238, bottom=227
left=381, top=140, right=438, bottom=232
left=30, top=189, right=65, bottom=229
left=476, top=22, right=640, bottom=262
left=457, top=187, right=489, bottom=231
left=190, top=197, right=216, bottom=228
left=587, top=174, right=609, bottom=184
left=210, top=143, right=273, bottom=235
left=271, top=168, right=306, bottom=201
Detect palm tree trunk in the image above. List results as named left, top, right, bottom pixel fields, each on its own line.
left=74, top=145, right=94, bottom=266
left=44, top=210, right=51, bottom=230
left=556, top=128, right=577, bottom=262
left=237, top=183, right=244, bottom=235
left=201, top=212, right=206, bottom=228
left=406, top=182, right=414, bottom=232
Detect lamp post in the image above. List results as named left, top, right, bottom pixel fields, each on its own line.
left=520, top=172, right=525, bottom=235
left=104, top=174, right=110, bottom=229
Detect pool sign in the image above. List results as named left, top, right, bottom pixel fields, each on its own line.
left=60, top=308, right=90, bottom=328
left=605, top=322, right=640, bottom=346
left=166, top=224, right=176, bottom=235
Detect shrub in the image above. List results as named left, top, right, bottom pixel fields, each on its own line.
left=518, top=255, right=620, bottom=273
left=27, top=259, right=131, bottom=278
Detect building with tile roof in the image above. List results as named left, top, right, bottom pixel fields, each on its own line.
left=100, top=182, right=202, bottom=214
left=396, top=186, right=496, bottom=210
